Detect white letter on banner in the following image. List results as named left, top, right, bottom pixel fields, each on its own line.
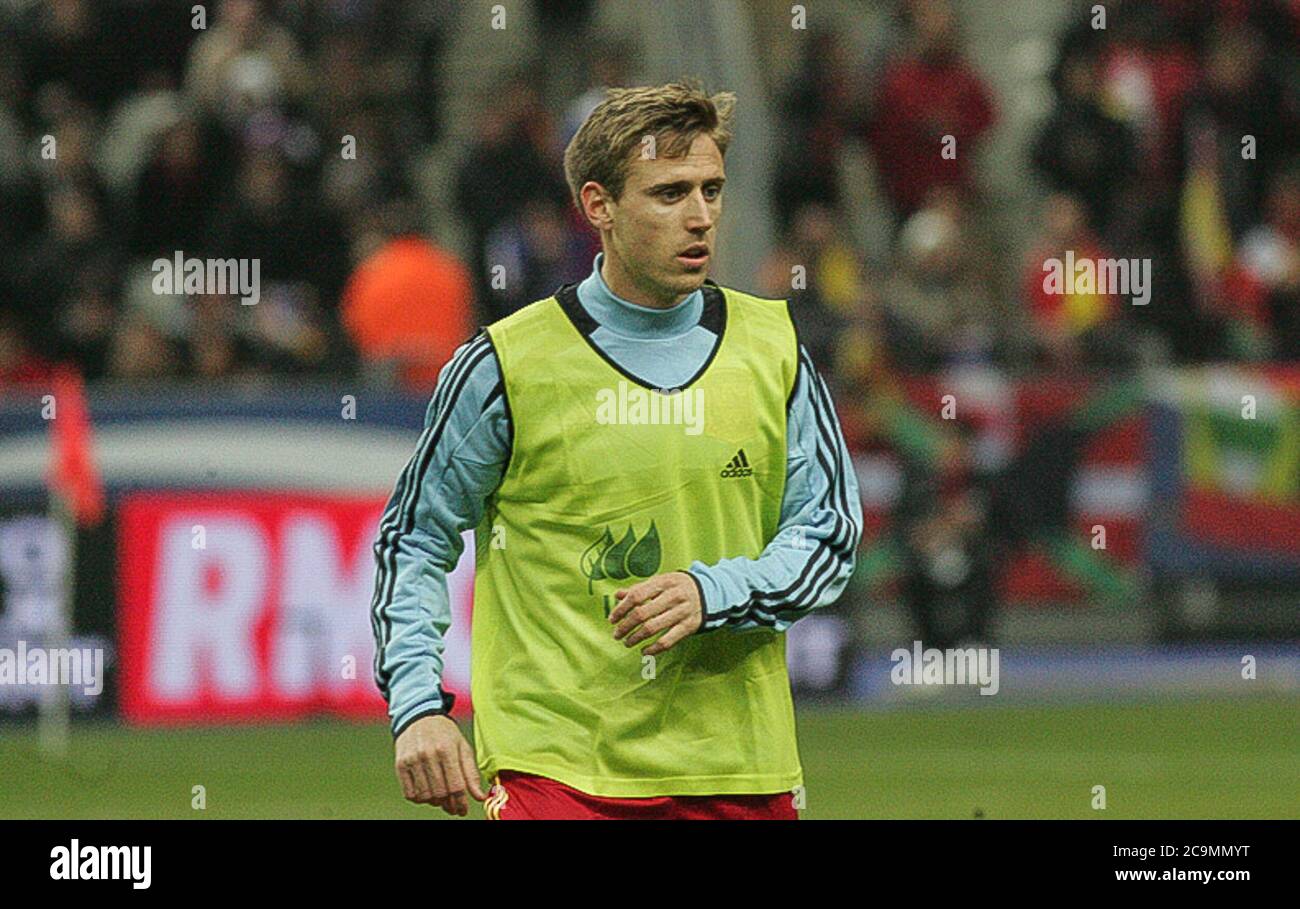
left=152, top=516, right=266, bottom=700
left=276, top=515, right=376, bottom=697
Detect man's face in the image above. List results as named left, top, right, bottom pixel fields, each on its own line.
left=603, top=133, right=725, bottom=304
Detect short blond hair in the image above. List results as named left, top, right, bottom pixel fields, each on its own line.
left=563, top=79, right=736, bottom=214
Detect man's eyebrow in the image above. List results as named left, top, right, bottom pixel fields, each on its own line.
left=645, top=176, right=726, bottom=192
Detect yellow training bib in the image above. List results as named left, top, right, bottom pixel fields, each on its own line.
left=471, top=280, right=802, bottom=797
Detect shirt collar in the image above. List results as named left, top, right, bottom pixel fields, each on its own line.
left=574, top=252, right=703, bottom=338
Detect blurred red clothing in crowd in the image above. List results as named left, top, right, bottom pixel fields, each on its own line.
left=1023, top=239, right=1119, bottom=337
left=868, top=49, right=996, bottom=215
left=341, top=236, right=475, bottom=394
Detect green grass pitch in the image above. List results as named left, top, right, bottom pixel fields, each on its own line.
left=1, top=696, right=1295, bottom=819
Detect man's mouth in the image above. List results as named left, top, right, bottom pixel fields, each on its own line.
left=677, top=244, right=709, bottom=267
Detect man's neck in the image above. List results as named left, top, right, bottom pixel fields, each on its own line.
left=600, top=251, right=688, bottom=310
left=579, top=252, right=703, bottom=339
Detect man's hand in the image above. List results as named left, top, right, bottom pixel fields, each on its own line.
left=394, top=714, right=486, bottom=816
left=609, top=571, right=703, bottom=655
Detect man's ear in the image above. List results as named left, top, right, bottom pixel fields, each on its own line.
left=581, top=182, right=614, bottom=231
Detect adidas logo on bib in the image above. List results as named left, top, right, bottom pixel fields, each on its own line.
left=720, top=449, right=753, bottom=478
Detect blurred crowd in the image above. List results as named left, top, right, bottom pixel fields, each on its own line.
left=765, top=0, right=1299, bottom=389
left=759, top=0, right=1298, bottom=641
left=0, top=0, right=1297, bottom=395
left=0, top=0, right=457, bottom=387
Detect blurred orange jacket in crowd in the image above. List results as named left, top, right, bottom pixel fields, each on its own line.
left=341, top=236, right=475, bottom=393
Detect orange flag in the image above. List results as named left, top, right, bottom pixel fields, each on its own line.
left=46, top=366, right=105, bottom=527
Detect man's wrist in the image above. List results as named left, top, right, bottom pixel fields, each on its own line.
left=392, top=691, right=457, bottom=739
left=679, top=569, right=725, bottom=631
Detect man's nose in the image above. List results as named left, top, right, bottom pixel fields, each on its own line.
left=684, top=189, right=713, bottom=230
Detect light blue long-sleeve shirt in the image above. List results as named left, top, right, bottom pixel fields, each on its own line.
left=371, top=253, right=863, bottom=737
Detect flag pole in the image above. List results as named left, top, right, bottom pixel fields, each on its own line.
left=41, top=366, right=104, bottom=758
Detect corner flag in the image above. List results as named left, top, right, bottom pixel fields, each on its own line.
left=45, top=366, right=104, bottom=528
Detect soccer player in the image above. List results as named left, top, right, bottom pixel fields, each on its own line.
left=371, top=80, right=862, bottom=820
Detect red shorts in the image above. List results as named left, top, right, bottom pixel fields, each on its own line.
left=483, top=770, right=797, bottom=820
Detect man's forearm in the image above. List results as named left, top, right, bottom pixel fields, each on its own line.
left=688, top=511, right=859, bottom=632
left=370, top=331, right=511, bottom=734
left=689, top=347, right=863, bottom=632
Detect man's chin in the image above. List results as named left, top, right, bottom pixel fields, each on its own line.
left=641, top=268, right=707, bottom=307
left=670, top=268, right=708, bottom=290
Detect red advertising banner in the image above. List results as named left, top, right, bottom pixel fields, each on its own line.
left=117, top=491, right=474, bottom=725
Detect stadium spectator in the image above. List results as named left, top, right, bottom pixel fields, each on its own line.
left=272, top=0, right=449, bottom=150
left=481, top=197, right=591, bottom=323
left=205, top=145, right=349, bottom=311
left=106, top=313, right=184, bottom=381
left=454, top=70, right=571, bottom=323
left=881, top=187, right=1011, bottom=370
left=11, top=0, right=121, bottom=122
left=558, top=40, right=639, bottom=158
left=1225, top=165, right=1300, bottom=361
left=129, top=115, right=221, bottom=259
left=184, top=0, right=314, bottom=126
left=769, top=28, right=870, bottom=232
left=893, top=423, right=997, bottom=651
left=865, top=0, right=997, bottom=220
left=8, top=181, right=122, bottom=378
left=1173, top=23, right=1288, bottom=239
left=757, top=201, right=864, bottom=371
left=187, top=291, right=259, bottom=379
left=1021, top=192, right=1129, bottom=370
left=1088, top=2, right=1199, bottom=183
left=1031, top=46, right=1139, bottom=236
left=340, top=202, right=476, bottom=393
left=531, top=0, right=600, bottom=105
